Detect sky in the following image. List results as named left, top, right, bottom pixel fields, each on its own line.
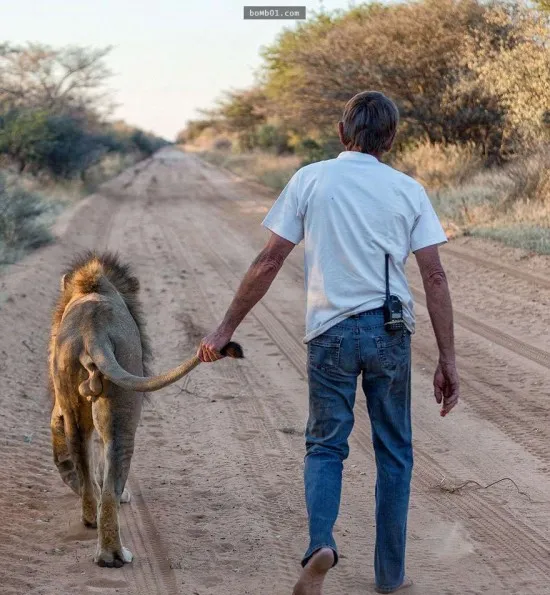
left=0, top=0, right=370, bottom=140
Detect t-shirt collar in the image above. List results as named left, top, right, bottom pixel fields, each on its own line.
left=337, top=151, right=380, bottom=163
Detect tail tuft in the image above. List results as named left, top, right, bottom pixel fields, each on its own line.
left=221, top=341, right=244, bottom=359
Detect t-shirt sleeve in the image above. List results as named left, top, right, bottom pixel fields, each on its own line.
left=261, top=170, right=304, bottom=245
left=410, top=187, right=448, bottom=252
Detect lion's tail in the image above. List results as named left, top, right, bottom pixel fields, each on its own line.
left=82, top=341, right=243, bottom=396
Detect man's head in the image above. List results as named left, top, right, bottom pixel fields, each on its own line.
left=338, top=91, right=399, bottom=156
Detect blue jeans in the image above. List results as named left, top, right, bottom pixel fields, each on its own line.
left=303, top=307, right=412, bottom=593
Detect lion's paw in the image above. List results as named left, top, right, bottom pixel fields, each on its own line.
left=120, top=488, right=131, bottom=504
left=121, top=547, right=133, bottom=563
left=82, top=516, right=97, bottom=529
left=82, top=501, right=98, bottom=528
left=94, top=546, right=133, bottom=568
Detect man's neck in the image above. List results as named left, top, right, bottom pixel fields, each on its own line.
left=346, top=146, right=382, bottom=160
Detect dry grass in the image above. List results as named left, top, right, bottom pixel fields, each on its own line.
left=0, top=152, right=143, bottom=266
left=392, top=140, right=484, bottom=190
left=0, top=173, right=58, bottom=265
left=197, top=148, right=301, bottom=192
left=81, top=153, right=140, bottom=194
left=190, top=142, right=550, bottom=255
left=472, top=226, right=550, bottom=255
left=432, top=150, right=550, bottom=251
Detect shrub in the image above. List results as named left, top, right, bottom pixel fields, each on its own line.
left=256, top=124, right=291, bottom=154
left=392, top=140, right=483, bottom=190
left=37, top=115, right=109, bottom=179
left=199, top=150, right=300, bottom=192
left=0, top=173, right=56, bottom=264
left=128, top=129, right=168, bottom=156
left=431, top=149, right=550, bottom=231
left=501, top=151, right=550, bottom=205
left=294, top=136, right=341, bottom=166
left=213, top=137, right=232, bottom=151
left=294, top=138, right=324, bottom=165
left=0, top=109, right=52, bottom=173
left=176, top=119, right=219, bottom=144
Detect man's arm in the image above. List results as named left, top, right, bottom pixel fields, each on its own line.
left=414, top=244, right=459, bottom=416
left=197, top=232, right=296, bottom=362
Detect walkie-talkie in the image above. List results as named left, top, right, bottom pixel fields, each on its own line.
left=383, top=254, right=405, bottom=332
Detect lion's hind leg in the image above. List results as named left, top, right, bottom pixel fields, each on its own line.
left=93, top=434, right=135, bottom=567
left=51, top=405, right=80, bottom=496
left=64, top=412, right=98, bottom=528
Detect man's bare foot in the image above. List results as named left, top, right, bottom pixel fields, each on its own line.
left=292, top=548, right=334, bottom=595
left=375, top=576, right=413, bottom=593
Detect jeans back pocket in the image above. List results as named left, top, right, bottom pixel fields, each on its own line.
left=374, top=330, right=410, bottom=371
left=308, top=335, right=342, bottom=373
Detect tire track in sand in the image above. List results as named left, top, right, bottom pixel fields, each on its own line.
left=98, top=165, right=181, bottom=595
left=442, top=245, right=550, bottom=291
left=153, top=220, right=305, bottom=594
left=409, top=286, right=550, bottom=370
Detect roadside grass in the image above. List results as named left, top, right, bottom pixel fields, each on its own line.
left=391, top=140, right=484, bottom=191
left=196, top=148, right=301, bottom=193
left=0, top=172, right=59, bottom=265
left=471, top=226, right=550, bottom=255
left=0, top=152, right=143, bottom=267
left=431, top=151, right=550, bottom=250
left=194, top=143, right=550, bottom=256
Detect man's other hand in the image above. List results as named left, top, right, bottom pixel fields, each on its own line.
left=434, top=361, right=459, bottom=417
left=197, top=328, right=233, bottom=363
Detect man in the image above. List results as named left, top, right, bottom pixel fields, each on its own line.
left=198, top=91, right=459, bottom=594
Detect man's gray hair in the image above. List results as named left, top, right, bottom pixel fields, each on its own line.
left=341, top=91, right=399, bottom=154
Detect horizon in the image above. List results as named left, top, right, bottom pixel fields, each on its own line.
left=0, top=0, right=379, bottom=140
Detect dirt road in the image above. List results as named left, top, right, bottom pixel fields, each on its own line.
left=2, top=147, right=550, bottom=595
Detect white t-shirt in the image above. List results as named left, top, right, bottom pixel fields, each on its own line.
left=261, top=151, right=448, bottom=343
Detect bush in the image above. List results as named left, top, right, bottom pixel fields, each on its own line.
left=0, top=173, right=56, bottom=264
left=294, top=136, right=341, bottom=166
left=213, top=137, right=232, bottom=151
left=256, top=124, right=290, bottom=154
left=502, top=151, right=550, bottom=205
left=199, top=150, right=300, bottom=192
left=431, top=149, right=550, bottom=232
left=392, top=140, right=483, bottom=190
left=0, top=109, right=52, bottom=173
left=176, top=119, right=219, bottom=144
left=37, top=115, right=109, bottom=179
left=0, top=110, right=116, bottom=179
left=128, top=129, right=169, bottom=156
left=0, top=109, right=169, bottom=181
left=294, top=138, right=324, bottom=165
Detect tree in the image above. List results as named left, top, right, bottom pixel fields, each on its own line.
left=259, top=0, right=550, bottom=161
left=0, top=109, right=114, bottom=178
left=261, top=1, right=489, bottom=140
left=35, top=114, right=109, bottom=178
left=206, top=87, right=267, bottom=150
left=176, top=119, right=218, bottom=144
left=0, top=43, right=113, bottom=118
left=448, top=3, right=550, bottom=159
left=0, top=108, right=52, bottom=172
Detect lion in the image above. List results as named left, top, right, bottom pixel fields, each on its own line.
left=48, top=251, right=243, bottom=567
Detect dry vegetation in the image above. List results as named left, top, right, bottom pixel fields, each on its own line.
left=194, top=148, right=301, bottom=192
left=0, top=44, right=168, bottom=265
left=181, top=0, right=550, bottom=254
